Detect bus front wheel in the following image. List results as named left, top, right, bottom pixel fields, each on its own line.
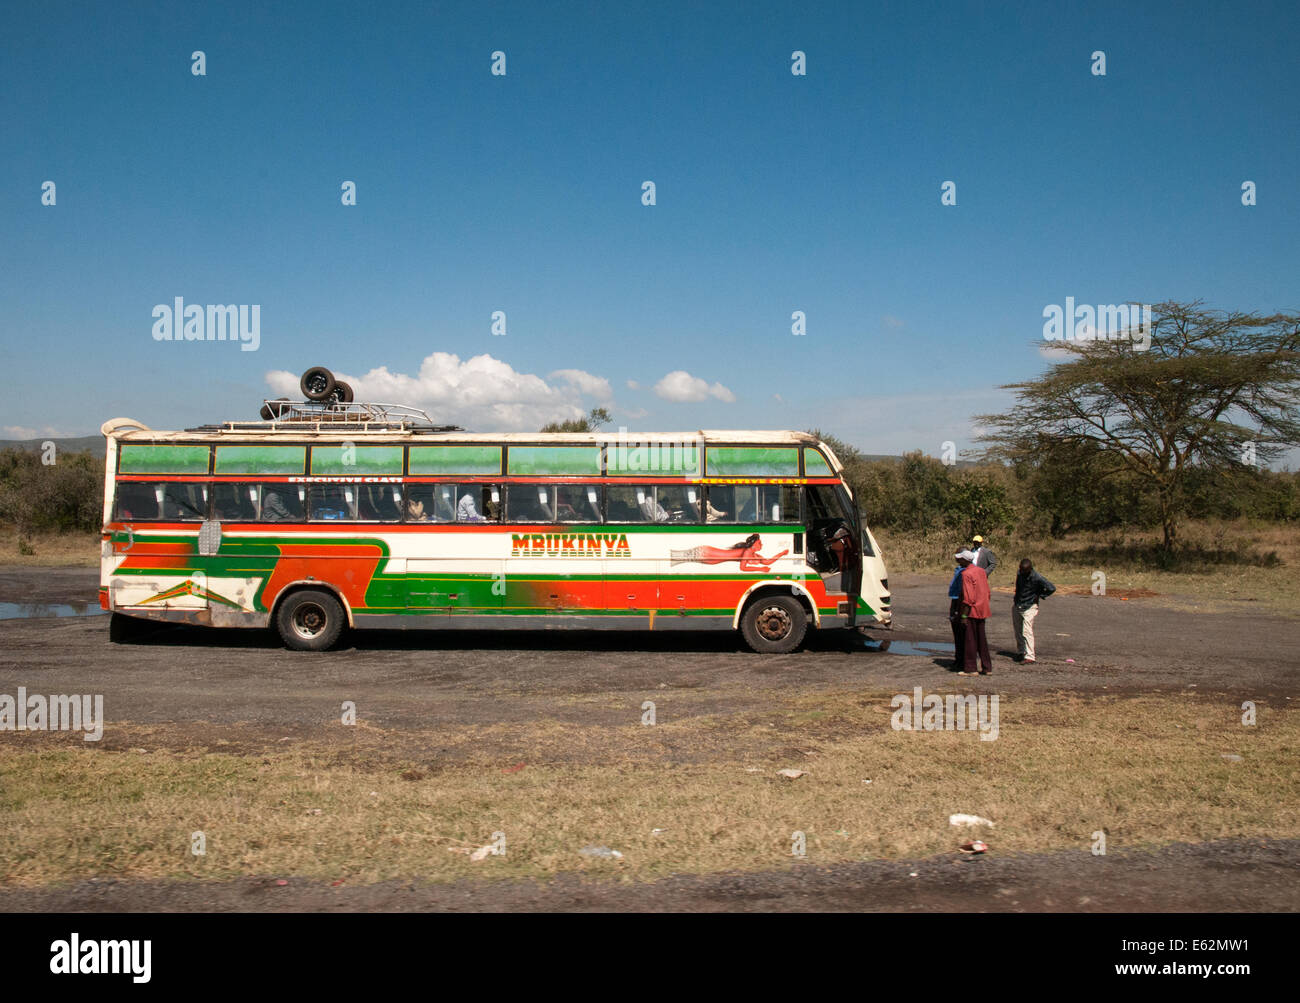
left=276, top=590, right=345, bottom=651
left=740, top=595, right=807, bottom=654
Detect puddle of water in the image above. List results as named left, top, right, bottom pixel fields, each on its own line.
left=862, top=639, right=954, bottom=657
left=0, top=602, right=108, bottom=621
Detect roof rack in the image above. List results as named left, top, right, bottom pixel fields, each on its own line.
left=187, top=400, right=464, bottom=434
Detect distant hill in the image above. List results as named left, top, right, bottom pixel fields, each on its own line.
left=0, top=436, right=103, bottom=455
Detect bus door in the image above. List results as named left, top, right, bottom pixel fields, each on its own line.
left=804, top=483, right=861, bottom=599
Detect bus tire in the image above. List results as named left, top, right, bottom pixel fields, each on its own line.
left=300, top=366, right=336, bottom=401
left=740, top=594, right=807, bottom=654
left=276, top=589, right=345, bottom=651
left=260, top=397, right=292, bottom=420
left=325, top=380, right=354, bottom=404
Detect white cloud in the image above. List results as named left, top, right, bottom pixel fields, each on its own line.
left=882, top=315, right=905, bottom=329
left=653, top=370, right=736, bottom=404
left=1038, top=342, right=1076, bottom=360
left=266, top=353, right=610, bottom=431
left=3, top=425, right=60, bottom=439
left=549, top=369, right=613, bottom=400
left=625, top=379, right=640, bottom=390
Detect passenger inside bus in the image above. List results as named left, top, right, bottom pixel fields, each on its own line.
left=261, top=487, right=300, bottom=521
left=555, top=484, right=602, bottom=523
left=162, top=483, right=207, bottom=520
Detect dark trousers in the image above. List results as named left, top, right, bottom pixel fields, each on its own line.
left=963, top=617, right=991, bottom=672
left=949, top=599, right=966, bottom=668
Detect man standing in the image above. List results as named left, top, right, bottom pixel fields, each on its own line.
left=947, top=556, right=966, bottom=671
left=956, top=550, right=992, bottom=675
left=1012, top=558, right=1056, bottom=663
left=971, top=535, right=998, bottom=578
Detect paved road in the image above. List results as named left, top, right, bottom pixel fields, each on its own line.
left=1, top=568, right=1295, bottom=735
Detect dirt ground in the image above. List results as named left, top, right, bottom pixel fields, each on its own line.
left=1, top=566, right=1297, bottom=911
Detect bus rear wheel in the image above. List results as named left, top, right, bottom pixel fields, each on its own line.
left=276, top=589, right=345, bottom=651
left=740, top=594, right=807, bottom=654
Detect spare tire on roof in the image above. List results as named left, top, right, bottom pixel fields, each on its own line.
left=324, top=380, right=354, bottom=405
left=300, top=366, right=336, bottom=401
left=260, top=397, right=292, bottom=420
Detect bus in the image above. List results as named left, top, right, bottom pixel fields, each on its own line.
left=99, top=406, right=891, bottom=653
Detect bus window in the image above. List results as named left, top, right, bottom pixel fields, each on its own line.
left=655, top=484, right=700, bottom=523
left=114, top=481, right=162, bottom=521
left=307, top=484, right=356, bottom=521
left=259, top=484, right=305, bottom=522
left=357, top=483, right=402, bottom=522
left=456, top=485, right=499, bottom=523
left=161, top=482, right=208, bottom=521
left=212, top=482, right=258, bottom=521
left=505, top=484, right=555, bottom=523
left=605, top=485, right=646, bottom=522
left=555, top=484, right=602, bottom=523
left=606, top=485, right=698, bottom=523
left=758, top=484, right=800, bottom=523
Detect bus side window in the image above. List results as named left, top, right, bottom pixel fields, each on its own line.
left=605, top=485, right=646, bottom=523
left=505, top=484, right=554, bottom=523
left=261, top=484, right=305, bottom=522
left=114, top=481, right=162, bottom=520
left=555, top=484, right=602, bottom=523
left=757, top=484, right=800, bottom=523
left=162, top=482, right=208, bottom=521
left=213, top=483, right=255, bottom=521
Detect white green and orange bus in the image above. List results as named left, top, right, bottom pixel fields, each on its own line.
left=99, top=409, right=890, bottom=653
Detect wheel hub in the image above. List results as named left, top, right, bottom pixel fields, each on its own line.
left=293, top=603, right=326, bottom=638
left=756, top=604, right=792, bottom=641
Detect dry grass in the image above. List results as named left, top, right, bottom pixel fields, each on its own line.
left=1, top=690, right=1294, bottom=888
left=878, top=520, right=1300, bottom=614
left=0, top=527, right=99, bottom=566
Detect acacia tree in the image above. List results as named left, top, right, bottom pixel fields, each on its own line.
left=538, top=407, right=612, bottom=433
left=978, top=301, right=1300, bottom=550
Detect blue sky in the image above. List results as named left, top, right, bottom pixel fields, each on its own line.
left=2, top=0, right=1297, bottom=462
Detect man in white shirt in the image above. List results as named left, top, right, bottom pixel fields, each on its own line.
left=457, top=489, right=486, bottom=522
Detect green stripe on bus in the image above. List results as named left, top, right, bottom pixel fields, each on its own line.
left=408, top=445, right=502, bottom=476
left=706, top=446, right=800, bottom=477
left=215, top=445, right=305, bottom=475
left=606, top=442, right=701, bottom=476
left=119, top=445, right=209, bottom=474
left=311, top=445, right=404, bottom=475
left=507, top=445, right=601, bottom=476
